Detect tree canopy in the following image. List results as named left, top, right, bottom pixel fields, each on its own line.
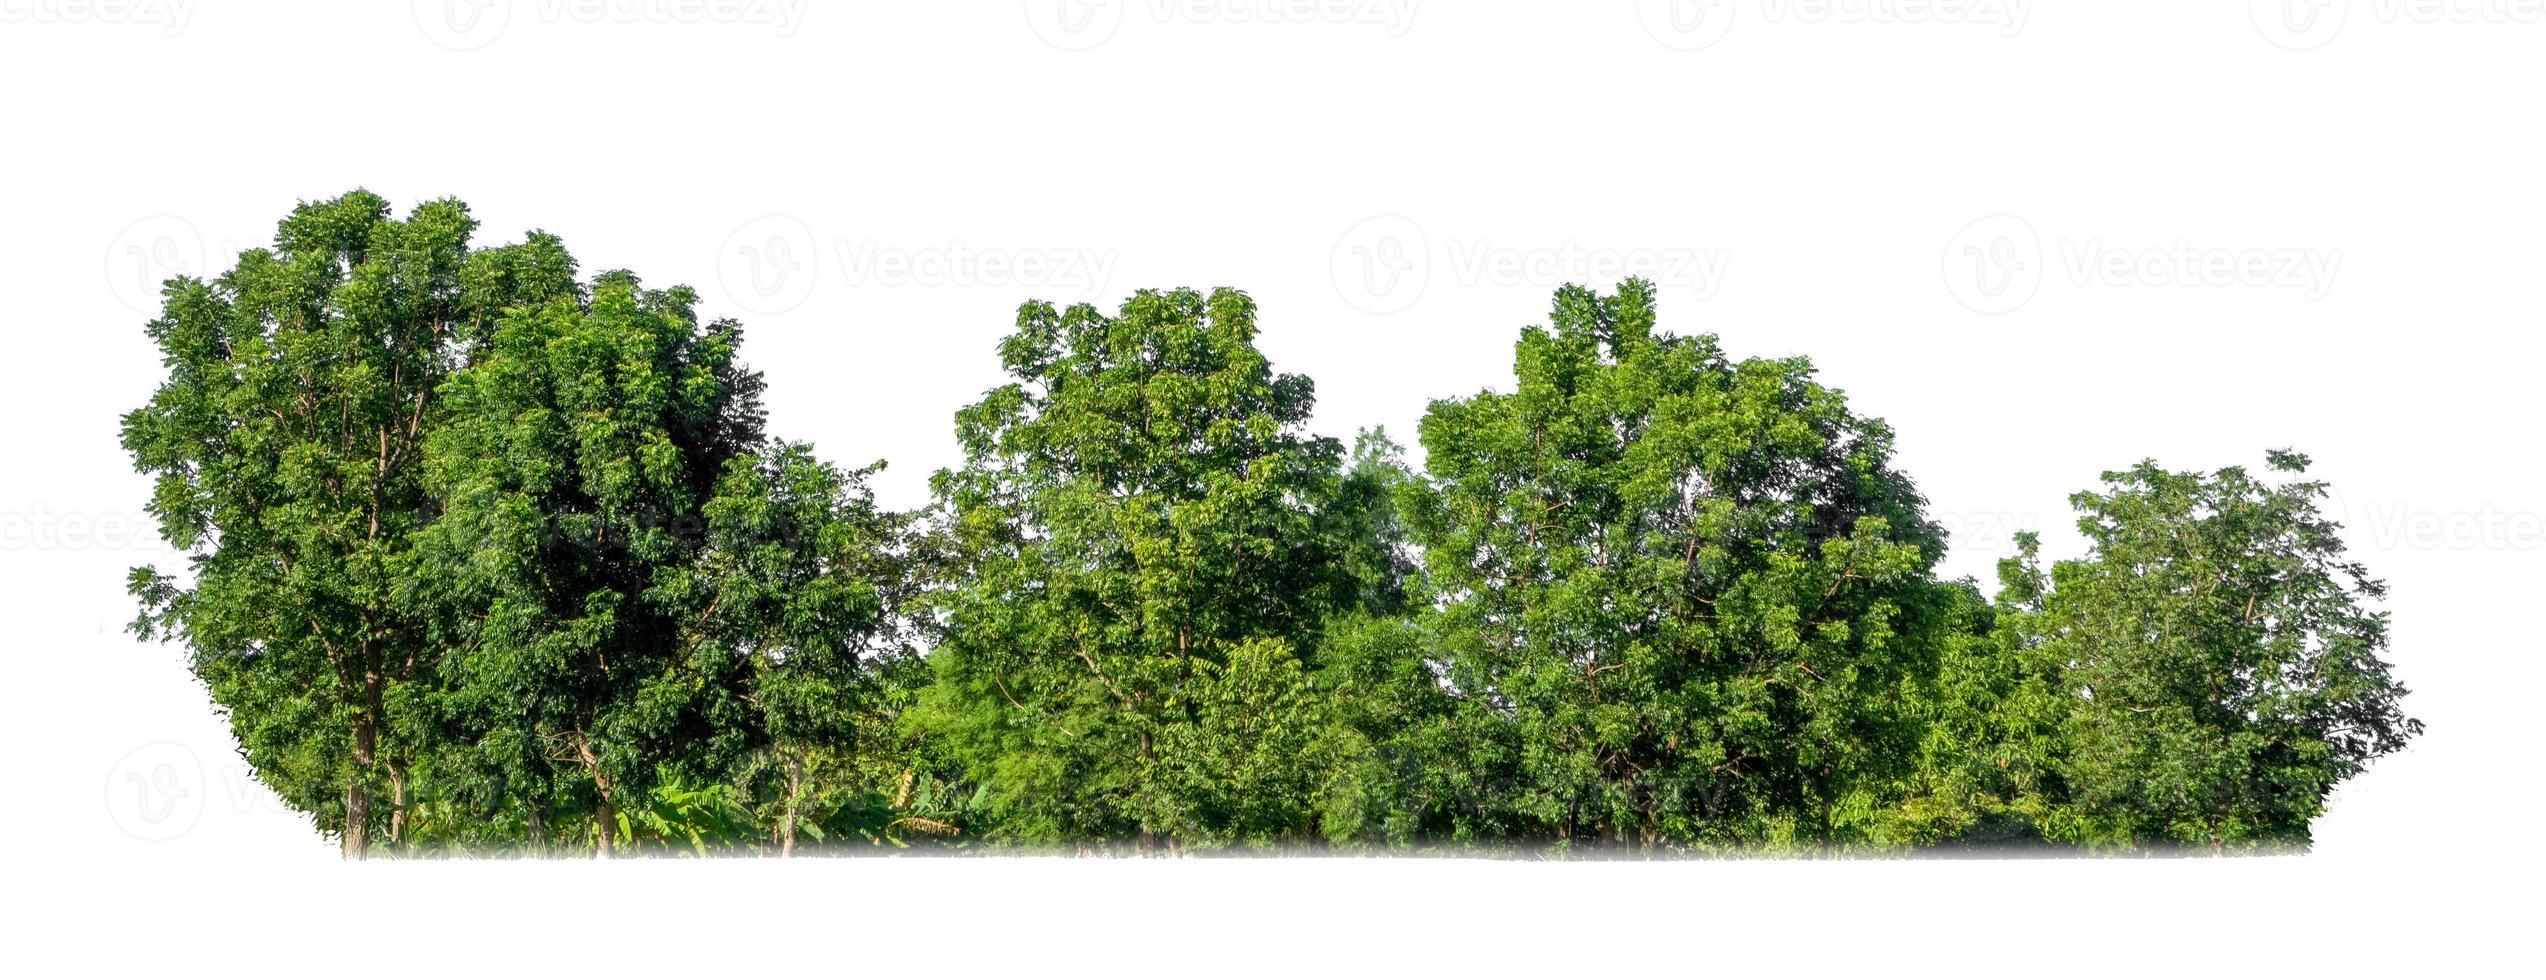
left=125, top=192, right=2419, bottom=857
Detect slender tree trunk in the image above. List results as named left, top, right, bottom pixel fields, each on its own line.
left=388, top=761, right=409, bottom=851
left=343, top=777, right=371, bottom=860
left=1136, top=729, right=1160, bottom=858
left=577, top=733, right=616, bottom=859
left=594, top=792, right=617, bottom=859
left=343, top=695, right=378, bottom=861
left=780, top=765, right=803, bottom=858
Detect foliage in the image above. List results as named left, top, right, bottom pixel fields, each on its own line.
left=2006, top=453, right=2422, bottom=853
left=1392, top=279, right=1950, bottom=852
left=122, top=191, right=528, bottom=855
left=123, top=198, right=2420, bottom=858
left=913, top=288, right=1390, bottom=851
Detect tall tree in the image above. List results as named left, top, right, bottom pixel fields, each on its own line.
left=2020, top=452, right=2421, bottom=853
left=414, top=269, right=769, bottom=857
left=914, top=288, right=1384, bottom=850
left=122, top=190, right=531, bottom=857
left=1402, top=279, right=1948, bottom=852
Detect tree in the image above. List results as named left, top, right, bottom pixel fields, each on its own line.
left=914, top=288, right=1387, bottom=851
left=697, top=442, right=923, bottom=855
left=126, top=196, right=2421, bottom=857
left=122, top=190, right=561, bottom=857
left=1400, top=279, right=1948, bottom=852
left=414, top=269, right=771, bottom=857
left=2019, top=451, right=2421, bottom=853
left=1890, top=541, right=2076, bottom=850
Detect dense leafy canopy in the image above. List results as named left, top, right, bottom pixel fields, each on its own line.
left=1390, top=280, right=1950, bottom=852
left=125, top=193, right=2418, bottom=857
left=913, top=289, right=1394, bottom=850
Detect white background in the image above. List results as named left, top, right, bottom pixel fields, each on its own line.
left=2, top=1, right=2537, bottom=974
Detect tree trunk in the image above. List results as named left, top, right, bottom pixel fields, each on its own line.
left=343, top=698, right=378, bottom=860
left=780, top=761, right=802, bottom=858
left=594, top=791, right=617, bottom=859
left=577, top=733, right=616, bottom=859
left=388, top=762, right=409, bottom=851
left=343, top=777, right=371, bottom=860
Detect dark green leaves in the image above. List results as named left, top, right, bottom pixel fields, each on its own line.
left=126, top=199, right=2418, bottom=857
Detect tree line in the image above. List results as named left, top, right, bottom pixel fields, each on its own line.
left=122, top=192, right=2420, bottom=858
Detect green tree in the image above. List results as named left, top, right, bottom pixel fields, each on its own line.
left=698, top=443, right=924, bottom=854
left=1890, top=544, right=2075, bottom=849
left=127, top=197, right=2420, bottom=858
left=414, top=269, right=772, bottom=857
left=1401, top=279, right=1948, bottom=852
left=914, top=288, right=1386, bottom=851
left=121, top=190, right=564, bottom=857
left=2021, top=452, right=2421, bottom=853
